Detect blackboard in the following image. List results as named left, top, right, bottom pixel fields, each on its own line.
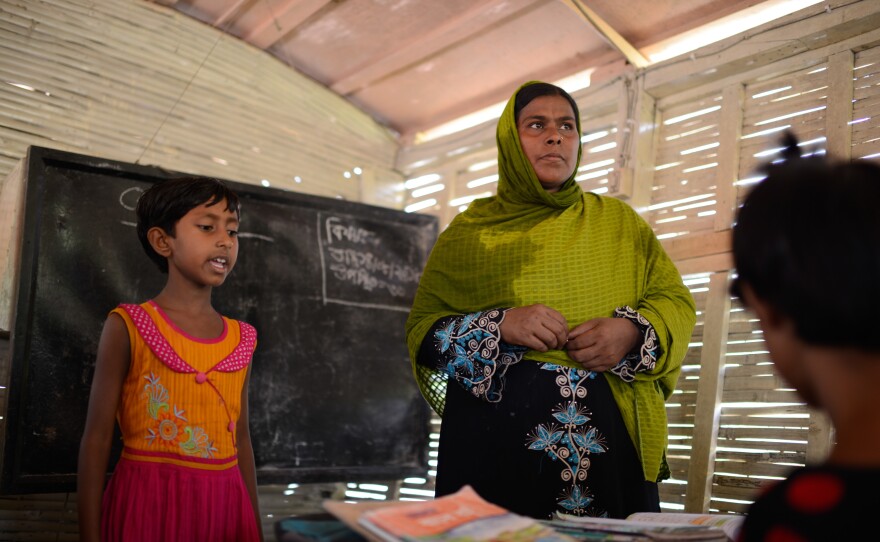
left=1, top=146, right=437, bottom=494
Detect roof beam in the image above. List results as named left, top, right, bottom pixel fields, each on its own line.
left=560, top=0, right=649, bottom=68
left=241, top=0, right=332, bottom=49
left=329, top=0, right=543, bottom=96
left=213, top=0, right=255, bottom=28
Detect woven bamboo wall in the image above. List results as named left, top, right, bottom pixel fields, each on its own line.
left=3, top=0, right=880, bottom=540
left=0, top=0, right=403, bottom=205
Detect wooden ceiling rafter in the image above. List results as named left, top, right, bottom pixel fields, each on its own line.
left=328, top=0, right=545, bottom=97
left=242, top=0, right=333, bottom=49
left=561, top=0, right=650, bottom=68
left=145, top=0, right=815, bottom=138
left=213, top=0, right=253, bottom=28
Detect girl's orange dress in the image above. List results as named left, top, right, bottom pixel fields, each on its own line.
left=101, top=300, right=260, bottom=542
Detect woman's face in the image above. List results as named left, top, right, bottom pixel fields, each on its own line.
left=516, top=94, right=580, bottom=192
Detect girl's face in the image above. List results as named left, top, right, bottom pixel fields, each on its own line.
left=516, top=94, right=580, bottom=192
left=163, top=199, right=240, bottom=288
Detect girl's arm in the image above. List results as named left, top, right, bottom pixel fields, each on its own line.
left=237, top=366, right=263, bottom=541
left=77, top=313, right=130, bottom=542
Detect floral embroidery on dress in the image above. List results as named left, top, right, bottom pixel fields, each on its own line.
left=143, top=373, right=217, bottom=458
left=152, top=409, right=187, bottom=450
left=433, top=309, right=524, bottom=403
left=610, top=306, right=659, bottom=382
left=526, top=364, right=608, bottom=517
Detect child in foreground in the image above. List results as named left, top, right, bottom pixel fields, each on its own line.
left=77, top=177, right=262, bottom=541
left=733, top=139, right=880, bottom=541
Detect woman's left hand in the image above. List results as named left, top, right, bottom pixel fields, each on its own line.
left=565, top=317, right=640, bottom=372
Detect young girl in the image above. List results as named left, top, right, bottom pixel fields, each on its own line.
left=77, top=177, right=262, bottom=541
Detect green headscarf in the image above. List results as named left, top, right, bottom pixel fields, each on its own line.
left=494, top=81, right=584, bottom=209
left=406, top=81, right=696, bottom=482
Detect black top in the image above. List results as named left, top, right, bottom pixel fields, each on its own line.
left=739, top=464, right=880, bottom=542
left=418, top=308, right=661, bottom=519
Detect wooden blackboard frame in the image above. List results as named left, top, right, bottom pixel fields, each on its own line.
left=1, top=146, right=437, bottom=494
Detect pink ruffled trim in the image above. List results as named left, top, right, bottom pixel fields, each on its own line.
left=119, top=303, right=255, bottom=374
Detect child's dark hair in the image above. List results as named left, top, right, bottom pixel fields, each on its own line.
left=731, top=133, right=880, bottom=351
left=136, top=176, right=241, bottom=273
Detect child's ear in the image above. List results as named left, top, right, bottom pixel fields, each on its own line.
left=147, top=227, right=172, bottom=258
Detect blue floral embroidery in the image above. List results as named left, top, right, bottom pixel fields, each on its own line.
left=433, top=309, right=523, bottom=403
left=458, top=312, right=478, bottom=333
left=554, top=402, right=589, bottom=426
left=559, top=485, right=593, bottom=513
left=527, top=424, right=564, bottom=455
left=436, top=320, right=455, bottom=352
left=450, top=343, right=474, bottom=374
left=526, top=365, right=608, bottom=516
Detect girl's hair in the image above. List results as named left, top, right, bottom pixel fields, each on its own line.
left=136, top=176, right=241, bottom=273
left=514, top=82, right=581, bottom=130
left=731, top=133, right=880, bottom=351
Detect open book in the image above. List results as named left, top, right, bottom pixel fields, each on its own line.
left=323, top=485, right=742, bottom=542
left=324, top=485, right=576, bottom=542
left=550, top=511, right=743, bottom=541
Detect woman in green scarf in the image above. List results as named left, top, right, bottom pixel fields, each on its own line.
left=406, top=81, right=696, bottom=519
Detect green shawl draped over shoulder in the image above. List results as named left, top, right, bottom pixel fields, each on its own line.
left=405, top=81, right=696, bottom=482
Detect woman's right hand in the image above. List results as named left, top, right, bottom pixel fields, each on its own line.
left=500, top=304, right=568, bottom=351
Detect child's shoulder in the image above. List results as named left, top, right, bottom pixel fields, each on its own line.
left=230, top=316, right=258, bottom=342
left=108, top=302, right=141, bottom=320
left=108, top=301, right=155, bottom=323
left=111, top=300, right=150, bottom=312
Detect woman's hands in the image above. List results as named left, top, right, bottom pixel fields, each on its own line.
left=500, top=304, right=568, bottom=352
left=566, top=317, right=640, bottom=372
left=500, top=306, right=641, bottom=372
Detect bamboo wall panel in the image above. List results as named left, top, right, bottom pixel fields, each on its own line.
left=573, top=113, right=619, bottom=196
left=712, top=302, right=810, bottom=513
left=737, top=62, right=831, bottom=202
left=853, top=46, right=880, bottom=161
left=649, top=93, right=724, bottom=240
left=0, top=0, right=403, bottom=206
left=662, top=275, right=710, bottom=509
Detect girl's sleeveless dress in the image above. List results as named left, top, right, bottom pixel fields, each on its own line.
left=100, top=300, right=261, bottom=542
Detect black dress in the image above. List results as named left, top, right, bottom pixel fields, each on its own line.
left=418, top=308, right=661, bottom=520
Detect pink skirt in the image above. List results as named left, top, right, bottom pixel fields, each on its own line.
left=101, top=456, right=261, bottom=542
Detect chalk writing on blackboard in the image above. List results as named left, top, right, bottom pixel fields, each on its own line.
left=2, top=146, right=436, bottom=493
left=319, top=213, right=422, bottom=311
